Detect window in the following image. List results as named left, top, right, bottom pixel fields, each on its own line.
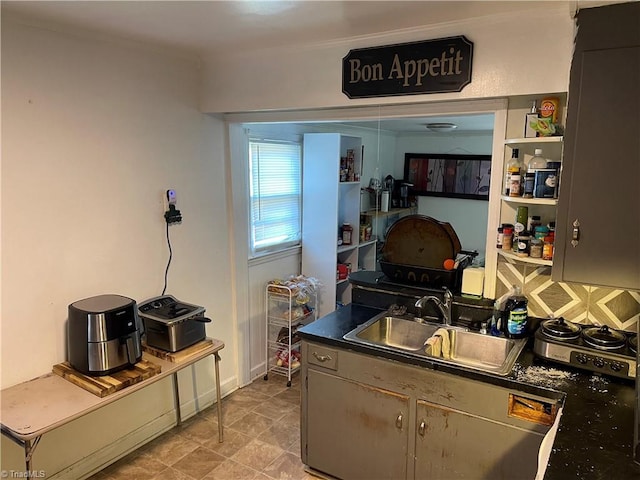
left=249, top=138, right=302, bottom=256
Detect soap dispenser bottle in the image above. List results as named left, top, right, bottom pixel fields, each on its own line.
left=502, top=286, right=529, bottom=339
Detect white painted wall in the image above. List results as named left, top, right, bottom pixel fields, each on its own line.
left=0, top=4, right=578, bottom=476
left=394, top=132, right=494, bottom=257
left=201, top=6, right=574, bottom=113
left=1, top=19, right=235, bottom=478
left=231, top=120, right=394, bottom=381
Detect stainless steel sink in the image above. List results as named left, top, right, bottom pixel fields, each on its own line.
left=343, top=312, right=526, bottom=376
left=448, top=329, right=526, bottom=375
left=343, top=314, right=441, bottom=353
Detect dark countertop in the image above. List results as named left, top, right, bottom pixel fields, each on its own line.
left=298, top=303, right=640, bottom=479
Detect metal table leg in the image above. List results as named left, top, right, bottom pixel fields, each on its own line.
left=214, top=352, right=223, bottom=442
left=172, top=372, right=182, bottom=425
left=24, top=436, right=40, bottom=472
left=2, top=425, right=40, bottom=472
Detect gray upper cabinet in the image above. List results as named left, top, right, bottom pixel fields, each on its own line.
left=553, top=2, right=640, bottom=290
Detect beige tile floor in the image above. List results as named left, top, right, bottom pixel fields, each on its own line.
left=89, top=373, right=318, bottom=480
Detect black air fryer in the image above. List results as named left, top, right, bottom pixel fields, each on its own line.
left=68, top=294, right=143, bottom=376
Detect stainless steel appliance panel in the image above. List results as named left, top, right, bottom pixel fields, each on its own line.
left=87, top=331, right=142, bottom=373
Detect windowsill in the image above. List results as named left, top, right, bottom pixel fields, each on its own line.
left=249, top=245, right=302, bottom=266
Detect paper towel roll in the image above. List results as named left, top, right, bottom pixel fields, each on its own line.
left=381, top=190, right=390, bottom=212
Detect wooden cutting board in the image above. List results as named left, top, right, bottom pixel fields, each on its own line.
left=143, top=338, right=216, bottom=363
left=381, top=215, right=461, bottom=269
left=52, top=360, right=161, bottom=398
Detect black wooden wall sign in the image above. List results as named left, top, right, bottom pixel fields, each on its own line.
left=342, top=36, right=473, bottom=99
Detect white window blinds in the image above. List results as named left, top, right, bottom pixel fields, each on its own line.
left=249, top=139, right=302, bottom=256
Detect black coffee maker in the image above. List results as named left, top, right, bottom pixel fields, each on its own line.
left=386, top=175, right=413, bottom=208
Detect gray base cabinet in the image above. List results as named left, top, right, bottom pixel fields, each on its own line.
left=302, top=340, right=558, bottom=480
left=306, top=369, right=409, bottom=480
left=415, top=400, right=540, bottom=479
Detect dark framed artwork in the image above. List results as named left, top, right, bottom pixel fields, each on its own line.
left=404, top=153, right=492, bottom=200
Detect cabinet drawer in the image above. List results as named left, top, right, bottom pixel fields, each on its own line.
left=307, top=345, right=338, bottom=370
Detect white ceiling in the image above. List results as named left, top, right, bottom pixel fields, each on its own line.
left=330, top=113, right=495, bottom=133
left=1, top=0, right=589, bottom=58
left=1, top=0, right=621, bottom=132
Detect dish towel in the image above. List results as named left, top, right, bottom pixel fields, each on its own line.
left=425, top=328, right=451, bottom=359
left=425, top=335, right=442, bottom=357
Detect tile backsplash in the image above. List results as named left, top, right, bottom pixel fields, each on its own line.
left=496, top=256, right=640, bottom=332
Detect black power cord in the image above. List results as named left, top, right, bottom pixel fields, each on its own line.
left=162, top=221, right=173, bottom=296
left=162, top=190, right=181, bottom=295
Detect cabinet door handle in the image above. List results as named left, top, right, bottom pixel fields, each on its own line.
left=418, top=420, right=426, bottom=436
left=396, top=413, right=403, bottom=429
left=312, top=352, right=332, bottom=362
left=571, top=219, right=580, bottom=247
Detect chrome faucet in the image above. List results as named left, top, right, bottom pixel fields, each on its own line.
left=415, top=288, right=454, bottom=326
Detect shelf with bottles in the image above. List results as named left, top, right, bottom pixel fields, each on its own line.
left=337, top=247, right=357, bottom=285
left=504, top=136, right=563, bottom=146
left=501, top=195, right=558, bottom=206
left=337, top=243, right=357, bottom=254
left=338, top=141, right=363, bottom=183
left=362, top=206, right=417, bottom=219
left=497, top=249, right=552, bottom=267
left=502, top=143, right=562, bottom=202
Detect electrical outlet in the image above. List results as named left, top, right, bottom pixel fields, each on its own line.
left=164, top=189, right=182, bottom=225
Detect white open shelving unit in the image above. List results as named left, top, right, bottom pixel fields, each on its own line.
left=499, top=135, right=563, bottom=266
left=301, top=133, right=377, bottom=318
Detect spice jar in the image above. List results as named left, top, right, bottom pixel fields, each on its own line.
left=502, top=226, right=514, bottom=251
left=543, top=235, right=554, bottom=260
left=496, top=227, right=504, bottom=249
left=517, top=233, right=531, bottom=257
left=530, top=238, right=543, bottom=258
left=534, top=225, right=549, bottom=240
left=342, top=223, right=353, bottom=245
left=527, top=215, right=542, bottom=232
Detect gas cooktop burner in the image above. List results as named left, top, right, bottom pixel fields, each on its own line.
left=534, top=317, right=637, bottom=380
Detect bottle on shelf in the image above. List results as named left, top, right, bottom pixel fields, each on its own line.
left=515, top=206, right=528, bottom=235
left=516, top=231, right=531, bottom=257
left=505, top=148, right=523, bottom=197
left=524, top=101, right=539, bottom=138
left=512, top=206, right=528, bottom=253
left=525, top=148, right=548, bottom=198
left=543, top=234, right=555, bottom=261
left=527, top=148, right=548, bottom=172
left=523, top=171, right=535, bottom=198
left=341, top=223, right=353, bottom=245
left=527, top=215, right=542, bottom=232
